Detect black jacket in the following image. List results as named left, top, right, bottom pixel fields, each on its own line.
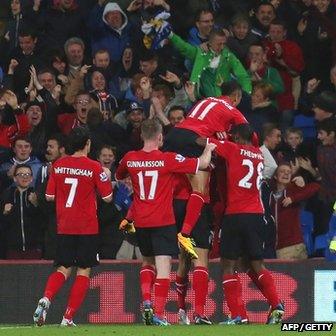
left=1, top=186, right=43, bottom=252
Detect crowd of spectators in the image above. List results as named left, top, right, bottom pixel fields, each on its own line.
left=0, top=0, right=335, bottom=261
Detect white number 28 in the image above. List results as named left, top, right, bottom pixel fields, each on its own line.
left=238, top=160, right=263, bottom=190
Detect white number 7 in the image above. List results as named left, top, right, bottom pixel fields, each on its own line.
left=65, top=177, right=78, bottom=208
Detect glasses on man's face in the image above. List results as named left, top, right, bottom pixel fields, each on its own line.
left=76, top=99, right=90, bottom=105
left=15, top=173, right=32, bottom=178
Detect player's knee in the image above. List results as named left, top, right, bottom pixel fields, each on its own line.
left=221, top=258, right=235, bottom=274
left=250, top=260, right=264, bottom=274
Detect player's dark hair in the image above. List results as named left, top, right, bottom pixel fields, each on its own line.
left=231, top=123, right=254, bottom=142
left=141, top=118, right=162, bottom=140
left=68, top=126, right=91, bottom=153
left=14, top=164, right=33, bottom=176
left=221, top=80, right=242, bottom=96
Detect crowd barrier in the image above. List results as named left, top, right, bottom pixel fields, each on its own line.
left=0, top=259, right=335, bottom=324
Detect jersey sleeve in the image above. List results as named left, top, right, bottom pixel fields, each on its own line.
left=210, top=139, right=237, bottom=159
left=165, top=153, right=199, bottom=174
left=115, top=155, right=129, bottom=180
left=94, top=163, right=113, bottom=199
left=45, top=167, right=56, bottom=198
left=233, top=110, right=248, bottom=125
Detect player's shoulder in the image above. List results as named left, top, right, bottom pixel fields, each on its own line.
left=84, top=157, right=102, bottom=169
left=52, top=155, right=69, bottom=167
left=214, top=96, right=235, bottom=110
left=162, top=151, right=188, bottom=162
left=121, top=150, right=141, bottom=160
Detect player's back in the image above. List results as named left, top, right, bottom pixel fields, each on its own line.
left=118, top=149, right=198, bottom=228
left=176, top=96, right=247, bottom=138
left=49, top=156, right=108, bottom=234
left=224, top=143, right=264, bottom=215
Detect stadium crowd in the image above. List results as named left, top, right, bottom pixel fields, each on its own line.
left=0, top=0, right=335, bottom=264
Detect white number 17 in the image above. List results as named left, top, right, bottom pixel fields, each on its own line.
left=137, top=170, right=158, bottom=200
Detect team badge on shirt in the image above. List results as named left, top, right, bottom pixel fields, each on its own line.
left=100, top=172, right=108, bottom=182
left=175, top=154, right=186, bottom=162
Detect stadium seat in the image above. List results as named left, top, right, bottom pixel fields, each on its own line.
left=327, top=213, right=336, bottom=239
left=300, top=210, right=314, bottom=256
left=293, top=114, right=316, bottom=139
left=314, top=234, right=328, bottom=255
left=325, top=214, right=336, bottom=261
left=325, top=247, right=336, bottom=261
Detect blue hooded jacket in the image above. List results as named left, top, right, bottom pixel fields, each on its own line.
left=88, top=3, right=132, bottom=62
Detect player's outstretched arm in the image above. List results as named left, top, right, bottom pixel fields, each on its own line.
left=198, top=143, right=216, bottom=170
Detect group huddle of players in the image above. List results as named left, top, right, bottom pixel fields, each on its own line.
left=32, top=84, right=284, bottom=327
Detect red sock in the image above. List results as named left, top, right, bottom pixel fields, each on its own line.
left=247, top=269, right=263, bottom=292
left=234, top=274, right=247, bottom=320
left=223, top=274, right=240, bottom=318
left=140, top=265, right=156, bottom=302
left=181, top=192, right=205, bottom=235
left=257, top=269, right=280, bottom=309
left=154, top=278, right=170, bottom=319
left=175, top=275, right=188, bottom=310
left=43, top=271, right=66, bottom=301
left=193, top=267, right=208, bottom=316
left=64, top=275, right=90, bottom=320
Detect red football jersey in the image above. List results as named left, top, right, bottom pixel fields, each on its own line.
left=173, top=174, right=192, bottom=201
left=176, top=96, right=247, bottom=138
left=211, top=139, right=264, bottom=214
left=116, top=150, right=199, bottom=228
left=46, top=156, right=113, bottom=235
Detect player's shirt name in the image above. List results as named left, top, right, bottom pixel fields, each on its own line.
left=240, top=149, right=263, bottom=160
left=126, top=160, right=165, bottom=168
left=54, top=167, right=93, bottom=177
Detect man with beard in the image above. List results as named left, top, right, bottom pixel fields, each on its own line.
left=36, top=134, right=66, bottom=259
left=251, top=2, right=276, bottom=38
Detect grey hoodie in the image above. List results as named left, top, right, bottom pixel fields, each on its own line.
left=102, top=2, right=128, bottom=35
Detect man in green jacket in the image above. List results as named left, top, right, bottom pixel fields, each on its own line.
left=169, top=29, right=252, bottom=98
